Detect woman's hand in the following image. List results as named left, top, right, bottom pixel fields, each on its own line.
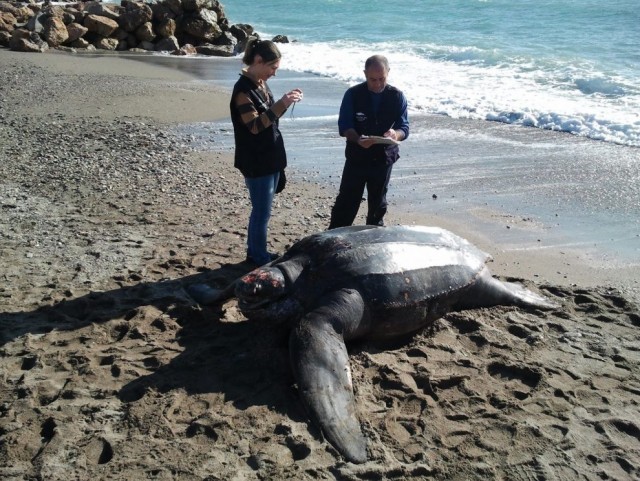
left=281, top=88, right=303, bottom=107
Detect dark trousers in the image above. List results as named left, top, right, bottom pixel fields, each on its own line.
left=329, top=159, right=394, bottom=229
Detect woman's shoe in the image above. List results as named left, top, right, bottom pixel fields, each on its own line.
left=245, top=252, right=280, bottom=266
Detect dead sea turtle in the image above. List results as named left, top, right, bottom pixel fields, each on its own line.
left=188, top=225, right=558, bottom=463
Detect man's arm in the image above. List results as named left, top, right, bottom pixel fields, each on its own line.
left=338, top=88, right=377, bottom=148
left=390, top=93, right=409, bottom=141
left=338, top=89, right=355, bottom=139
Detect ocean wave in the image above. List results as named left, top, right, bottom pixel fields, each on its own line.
left=574, top=77, right=628, bottom=97
left=487, top=111, right=640, bottom=146
left=277, top=41, right=640, bottom=147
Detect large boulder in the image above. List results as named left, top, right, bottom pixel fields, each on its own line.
left=195, top=43, right=234, bottom=57
left=212, top=30, right=236, bottom=48
left=65, top=22, right=88, bottom=43
left=84, top=14, right=118, bottom=37
left=69, top=37, right=91, bottom=49
left=150, top=2, right=176, bottom=22
left=64, top=7, right=84, bottom=24
left=0, top=1, right=33, bottom=23
left=95, top=36, right=119, bottom=50
left=163, top=0, right=183, bottom=16
left=181, top=0, right=211, bottom=12
left=112, top=27, right=129, bottom=41
left=42, top=16, right=68, bottom=47
left=230, top=23, right=253, bottom=53
left=0, top=11, right=15, bottom=32
left=118, top=1, right=152, bottom=33
left=230, top=23, right=253, bottom=38
left=172, top=42, right=196, bottom=55
left=58, top=10, right=77, bottom=26
left=39, top=4, right=66, bottom=20
left=0, top=1, right=18, bottom=16
left=137, top=39, right=155, bottom=50
left=181, top=8, right=221, bottom=41
left=135, top=21, right=154, bottom=42
left=124, top=32, right=137, bottom=48
left=156, top=17, right=176, bottom=38
left=0, top=29, right=10, bottom=46
left=83, top=1, right=120, bottom=21
left=9, top=28, right=48, bottom=52
left=154, top=34, right=179, bottom=52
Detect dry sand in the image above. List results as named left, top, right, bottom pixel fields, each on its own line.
left=1, top=50, right=639, bottom=480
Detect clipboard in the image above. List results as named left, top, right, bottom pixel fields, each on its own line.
left=362, top=135, right=400, bottom=145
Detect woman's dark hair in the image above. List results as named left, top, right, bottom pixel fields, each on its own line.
left=242, top=38, right=282, bottom=65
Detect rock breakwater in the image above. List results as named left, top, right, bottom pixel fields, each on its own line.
left=0, top=0, right=288, bottom=55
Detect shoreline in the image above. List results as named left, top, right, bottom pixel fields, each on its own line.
left=3, top=49, right=638, bottom=303
left=1, top=50, right=639, bottom=480
left=148, top=53, right=640, bottom=303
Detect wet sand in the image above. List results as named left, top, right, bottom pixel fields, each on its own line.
left=1, top=50, right=639, bottom=480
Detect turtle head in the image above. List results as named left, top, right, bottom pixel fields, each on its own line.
left=235, top=267, right=291, bottom=320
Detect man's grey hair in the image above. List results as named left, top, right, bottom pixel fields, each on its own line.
left=365, top=55, right=390, bottom=71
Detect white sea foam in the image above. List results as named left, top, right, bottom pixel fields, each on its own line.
left=220, top=0, right=640, bottom=147
left=275, top=41, right=640, bottom=147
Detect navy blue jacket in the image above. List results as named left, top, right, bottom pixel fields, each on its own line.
left=340, top=82, right=409, bottom=165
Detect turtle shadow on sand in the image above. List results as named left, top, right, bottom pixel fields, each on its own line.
left=115, top=291, right=308, bottom=418
left=0, top=261, right=251, bottom=348
left=0, top=258, right=326, bottom=437
left=0, top=258, right=339, bottom=464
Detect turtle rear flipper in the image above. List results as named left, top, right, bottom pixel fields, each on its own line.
left=289, top=289, right=368, bottom=463
left=460, top=267, right=559, bottom=310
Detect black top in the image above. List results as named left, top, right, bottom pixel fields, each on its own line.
left=230, top=74, right=287, bottom=177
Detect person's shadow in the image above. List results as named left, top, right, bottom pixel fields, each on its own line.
left=0, top=262, right=312, bottom=427
left=0, top=262, right=242, bottom=347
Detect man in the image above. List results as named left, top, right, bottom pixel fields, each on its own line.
left=328, top=55, right=409, bottom=229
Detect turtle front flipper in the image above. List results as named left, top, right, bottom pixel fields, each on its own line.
left=186, top=282, right=236, bottom=305
left=289, top=289, right=368, bottom=463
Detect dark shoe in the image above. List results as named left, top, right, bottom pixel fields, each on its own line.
left=245, top=252, right=280, bottom=266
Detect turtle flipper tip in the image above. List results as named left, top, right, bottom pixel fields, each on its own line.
left=186, top=283, right=226, bottom=305
left=336, top=433, right=368, bottom=464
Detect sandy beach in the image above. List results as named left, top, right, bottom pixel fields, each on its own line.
left=1, top=50, right=639, bottom=480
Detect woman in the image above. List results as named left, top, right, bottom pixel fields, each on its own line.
left=230, top=38, right=303, bottom=265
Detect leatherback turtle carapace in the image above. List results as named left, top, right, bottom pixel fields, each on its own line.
left=188, top=225, right=558, bottom=463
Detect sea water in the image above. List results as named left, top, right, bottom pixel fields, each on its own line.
left=222, top=0, right=640, bottom=147
left=146, top=0, right=639, bottom=263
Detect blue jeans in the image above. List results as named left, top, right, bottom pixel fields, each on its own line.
left=245, top=172, right=280, bottom=264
